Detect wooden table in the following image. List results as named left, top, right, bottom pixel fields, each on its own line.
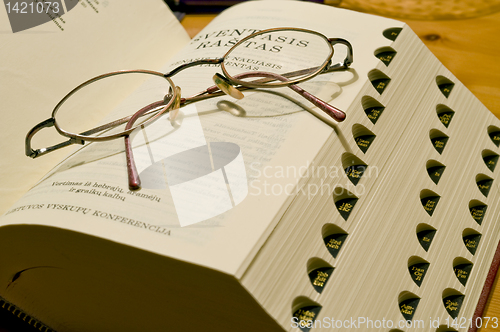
left=185, top=8, right=500, bottom=332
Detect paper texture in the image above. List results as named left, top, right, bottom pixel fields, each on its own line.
left=0, top=0, right=190, bottom=214
left=1, top=1, right=402, bottom=275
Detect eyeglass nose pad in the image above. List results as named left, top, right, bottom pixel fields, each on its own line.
left=213, top=73, right=244, bottom=100
left=168, top=86, right=182, bottom=123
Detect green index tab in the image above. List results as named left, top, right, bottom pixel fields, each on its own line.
left=443, top=294, right=464, bottom=319
left=399, top=298, right=419, bottom=321
left=421, top=196, right=440, bottom=216
left=364, top=106, right=385, bottom=124
left=427, top=165, right=446, bottom=184
left=436, top=76, right=455, bottom=98
left=454, top=263, right=473, bottom=287
left=376, top=50, right=396, bottom=66
left=324, top=233, right=348, bottom=258
left=383, top=27, right=402, bottom=41
left=463, top=233, right=481, bottom=255
left=417, top=229, right=436, bottom=252
left=477, top=178, right=493, bottom=197
left=438, top=111, right=454, bottom=128
left=408, top=262, right=429, bottom=287
left=431, top=136, right=449, bottom=154
left=438, top=83, right=454, bottom=98
left=371, top=78, right=390, bottom=94
left=483, top=154, right=499, bottom=172
left=470, top=204, right=487, bottom=225
left=489, top=130, right=500, bottom=147
left=293, top=305, right=322, bottom=332
left=308, top=267, right=334, bottom=294
left=355, top=134, right=375, bottom=153
left=335, top=197, right=358, bottom=221
left=344, top=165, right=366, bottom=185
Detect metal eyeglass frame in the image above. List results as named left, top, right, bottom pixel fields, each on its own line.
left=25, top=27, right=353, bottom=190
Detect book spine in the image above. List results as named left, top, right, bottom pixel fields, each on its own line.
left=468, top=238, right=500, bottom=332
left=0, top=296, right=56, bottom=332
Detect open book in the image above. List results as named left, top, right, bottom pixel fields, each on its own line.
left=2, top=1, right=500, bottom=331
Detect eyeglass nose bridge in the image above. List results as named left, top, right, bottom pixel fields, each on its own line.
left=25, top=117, right=84, bottom=158
left=212, top=73, right=244, bottom=100
left=164, top=58, right=224, bottom=78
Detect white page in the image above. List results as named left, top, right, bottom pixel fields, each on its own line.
left=0, top=0, right=190, bottom=214
left=1, top=0, right=403, bottom=275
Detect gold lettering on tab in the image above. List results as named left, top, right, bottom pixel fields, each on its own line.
left=465, top=239, right=477, bottom=249
left=439, top=113, right=452, bottom=125
left=312, top=271, right=329, bottom=288
left=338, top=202, right=353, bottom=212
left=327, top=238, right=342, bottom=250
left=379, top=55, right=392, bottom=62
left=455, top=269, right=468, bottom=279
left=367, top=109, right=381, bottom=120
left=445, top=299, right=458, bottom=311
left=295, top=309, right=316, bottom=327
left=346, top=169, right=362, bottom=178
left=471, top=208, right=484, bottom=221
left=400, top=304, right=414, bottom=315
left=356, top=139, right=369, bottom=147
left=411, top=266, right=425, bottom=281
left=424, top=200, right=436, bottom=212
left=434, top=140, right=444, bottom=149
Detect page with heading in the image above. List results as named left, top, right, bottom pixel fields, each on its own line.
left=0, top=0, right=404, bottom=275
left=0, top=0, right=190, bottom=214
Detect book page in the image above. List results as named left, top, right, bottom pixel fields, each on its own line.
left=0, top=0, right=190, bottom=214
left=0, top=0, right=403, bottom=275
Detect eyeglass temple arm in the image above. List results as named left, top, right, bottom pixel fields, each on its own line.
left=123, top=100, right=170, bottom=190
left=185, top=59, right=355, bottom=106
left=192, top=49, right=354, bottom=101
left=326, top=38, right=353, bottom=71
left=25, top=118, right=84, bottom=158
left=164, top=58, right=224, bottom=78
left=232, top=71, right=345, bottom=122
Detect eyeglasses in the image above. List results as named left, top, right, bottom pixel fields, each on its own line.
left=25, top=27, right=353, bottom=190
